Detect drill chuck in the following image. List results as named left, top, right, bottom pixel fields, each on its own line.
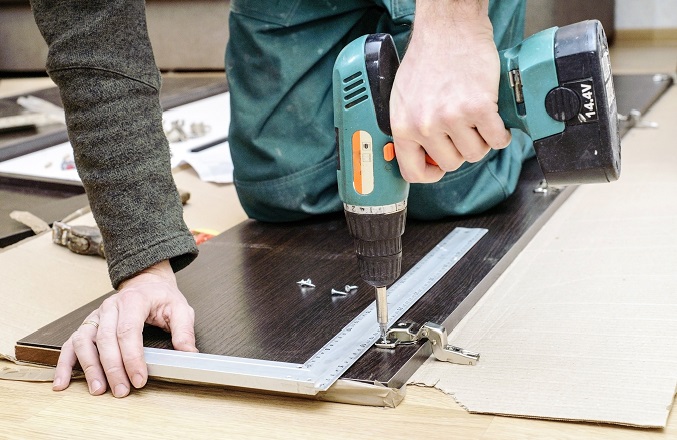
left=344, top=204, right=406, bottom=287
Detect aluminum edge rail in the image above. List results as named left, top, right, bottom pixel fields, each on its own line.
left=143, top=227, right=488, bottom=395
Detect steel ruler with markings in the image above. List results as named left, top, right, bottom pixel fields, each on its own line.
left=144, top=227, right=488, bottom=395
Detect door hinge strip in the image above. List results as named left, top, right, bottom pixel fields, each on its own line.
left=375, top=321, right=480, bottom=365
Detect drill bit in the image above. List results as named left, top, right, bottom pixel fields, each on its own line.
left=375, top=286, right=388, bottom=342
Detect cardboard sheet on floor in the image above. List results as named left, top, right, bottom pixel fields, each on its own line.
left=0, top=214, right=111, bottom=361
left=0, top=167, right=246, bottom=360
left=409, top=85, right=677, bottom=428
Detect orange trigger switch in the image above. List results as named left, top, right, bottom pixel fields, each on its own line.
left=425, top=154, right=438, bottom=166
left=383, top=142, right=395, bottom=162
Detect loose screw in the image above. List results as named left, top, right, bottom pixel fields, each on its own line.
left=297, top=278, right=315, bottom=288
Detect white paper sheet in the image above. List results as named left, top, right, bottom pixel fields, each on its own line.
left=176, top=141, right=234, bottom=184
left=0, top=93, right=234, bottom=184
left=0, top=142, right=80, bottom=182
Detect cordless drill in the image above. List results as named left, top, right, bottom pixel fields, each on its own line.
left=332, top=20, right=620, bottom=342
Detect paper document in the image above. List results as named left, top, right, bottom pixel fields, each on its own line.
left=0, top=93, right=234, bottom=184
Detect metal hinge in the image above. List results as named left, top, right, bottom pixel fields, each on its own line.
left=375, top=322, right=480, bottom=365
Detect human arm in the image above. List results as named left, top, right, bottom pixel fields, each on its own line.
left=390, top=0, right=512, bottom=183
left=29, top=0, right=199, bottom=395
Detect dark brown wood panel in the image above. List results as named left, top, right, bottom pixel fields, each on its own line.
left=14, top=74, right=674, bottom=392
left=0, top=173, right=86, bottom=247
left=615, top=74, right=673, bottom=136
left=15, top=157, right=571, bottom=382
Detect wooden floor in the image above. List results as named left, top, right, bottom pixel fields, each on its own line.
left=1, top=42, right=676, bottom=438
left=0, top=376, right=675, bottom=439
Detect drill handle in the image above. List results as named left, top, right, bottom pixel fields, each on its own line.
left=497, top=26, right=564, bottom=141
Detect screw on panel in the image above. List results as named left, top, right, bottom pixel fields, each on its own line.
left=533, top=179, right=549, bottom=194
left=297, top=278, right=315, bottom=288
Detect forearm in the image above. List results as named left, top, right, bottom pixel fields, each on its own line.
left=411, top=0, right=492, bottom=43
left=30, top=0, right=198, bottom=288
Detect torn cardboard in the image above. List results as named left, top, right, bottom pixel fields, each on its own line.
left=0, top=359, right=55, bottom=382
left=0, top=214, right=112, bottom=359
left=410, top=86, right=677, bottom=428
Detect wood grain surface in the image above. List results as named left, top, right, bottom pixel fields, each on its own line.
left=16, top=157, right=573, bottom=386
left=0, top=174, right=86, bottom=247
left=3, top=372, right=674, bottom=440
left=615, top=74, right=674, bottom=134
left=14, top=73, right=674, bottom=393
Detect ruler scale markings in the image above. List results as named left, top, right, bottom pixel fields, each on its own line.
left=144, top=227, right=487, bottom=395
left=312, top=227, right=487, bottom=390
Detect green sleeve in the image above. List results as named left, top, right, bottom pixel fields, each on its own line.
left=30, top=0, right=198, bottom=288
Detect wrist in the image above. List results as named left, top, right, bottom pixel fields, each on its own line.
left=119, top=260, right=177, bottom=290
left=411, top=0, right=492, bottom=44
left=415, top=0, right=488, bottom=21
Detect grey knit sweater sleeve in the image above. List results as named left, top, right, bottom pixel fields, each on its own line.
left=30, top=0, right=199, bottom=288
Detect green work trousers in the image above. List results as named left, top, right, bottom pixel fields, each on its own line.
left=226, top=0, right=533, bottom=221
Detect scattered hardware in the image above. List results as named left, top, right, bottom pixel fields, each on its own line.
left=331, top=285, right=359, bottom=296
left=296, top=279, right=316, bottom=288
left=618, top=109, right=658, bottom=129
left=164, top=119, right=212, bottom=143
left=533, top=179, right=549, bottom=194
